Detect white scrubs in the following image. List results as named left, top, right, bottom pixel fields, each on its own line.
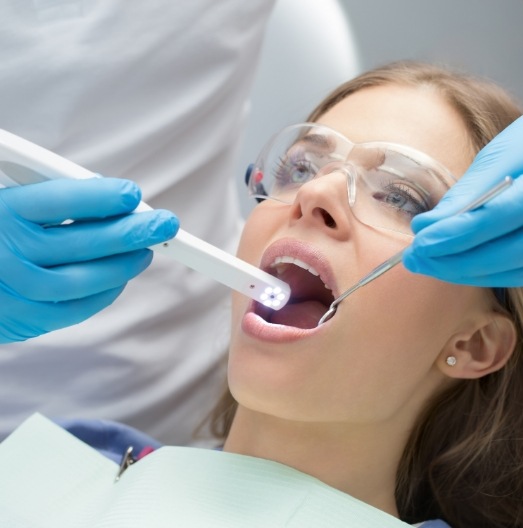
left=0, top=0, right=274, bottom=444
left=0, top=0, right=359, bottom=445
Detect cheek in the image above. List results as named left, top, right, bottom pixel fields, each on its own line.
left=231, top=207, right=269, bottom=308
left=230, top=205, right=282, bottom=341
left=348, top=268, right=462, bottom=335
left=316, top=272, right=475, bottom=417
left=338, top=268, right=476, bottom=376
left=235, top=205, right=277, bottom=263
left=341, top=227, right=461, bottom=349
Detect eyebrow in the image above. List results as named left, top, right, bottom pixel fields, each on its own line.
left=295, top=133, right=337, bottom=152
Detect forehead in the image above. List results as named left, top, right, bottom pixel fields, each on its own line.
left=315, top=84, right=474, bottom=177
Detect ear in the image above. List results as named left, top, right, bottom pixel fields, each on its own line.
left=438, top=312, right=517, bottom=379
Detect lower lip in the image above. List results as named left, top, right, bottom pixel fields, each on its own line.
left=241, top=303, right=325, bottom=343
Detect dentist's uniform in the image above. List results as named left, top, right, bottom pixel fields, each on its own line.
left=0, top=0, right=276, bottom=444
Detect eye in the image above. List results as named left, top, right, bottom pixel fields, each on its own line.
left=373, top=181, right=429, bottom=217
left=273, top=154, right=316, bottom=187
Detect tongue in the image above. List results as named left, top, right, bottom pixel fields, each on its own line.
left=269, top=300, right=327, bottom=329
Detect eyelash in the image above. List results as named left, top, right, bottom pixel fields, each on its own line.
left=273, top=156, right=315, bottom=184
left=381, top=179, right=429, bottom=214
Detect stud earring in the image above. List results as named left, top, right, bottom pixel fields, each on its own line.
left=446, top=356, right=457, bottom=367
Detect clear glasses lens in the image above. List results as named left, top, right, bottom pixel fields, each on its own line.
left=248, top=124, right=455, bottom=235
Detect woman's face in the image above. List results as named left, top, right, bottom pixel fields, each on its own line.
left=228, top=84, right=488, bottom=427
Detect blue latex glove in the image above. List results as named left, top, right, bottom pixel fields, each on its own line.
left=403, top=116, right=523, bottom=287
left=0, top=178, right=178, bottom=343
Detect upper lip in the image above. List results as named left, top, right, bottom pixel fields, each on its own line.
left=259, top=238, right=340, bottom=297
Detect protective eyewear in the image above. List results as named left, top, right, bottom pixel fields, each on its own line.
left=246, top=123, right=456, bottom=236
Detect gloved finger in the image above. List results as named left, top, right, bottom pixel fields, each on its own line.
left=0, top=178, right=142, bottom=224
left=2, top=249, right=153, bottom=302
left=13, top=209, right=178, bottom=266
left=403, top=226, right=523, bottom=287
left=0, top=286, right=125, bottom=343
left=411, top=116, right=523, bottom=232
left=408, top=175, right=523, bottom=259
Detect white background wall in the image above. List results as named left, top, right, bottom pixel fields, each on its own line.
left=343, top=0, right=523, bottom=103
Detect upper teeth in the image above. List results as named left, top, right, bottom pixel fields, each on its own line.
left=271, top=256, right=319, bottom=276
left=270, top=256, right=331, bottom=291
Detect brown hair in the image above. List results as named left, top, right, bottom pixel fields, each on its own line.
left=209, top=61, right=523, bottom=527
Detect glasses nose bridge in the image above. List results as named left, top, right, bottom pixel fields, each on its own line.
left=313, top=159, right=358, bottom=208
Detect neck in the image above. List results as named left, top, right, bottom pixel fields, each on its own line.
left=223, top=406, right=410, bottom=517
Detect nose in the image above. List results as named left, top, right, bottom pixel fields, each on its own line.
left=288, top=167, right=353, bottom=240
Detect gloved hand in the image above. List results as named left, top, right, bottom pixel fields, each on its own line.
left=403, top=115, right=523, bottom=287
left=0, top=177, right=178, bottom=343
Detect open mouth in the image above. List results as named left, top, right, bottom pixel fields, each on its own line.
left=254, top=256, right=336, bottom=330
